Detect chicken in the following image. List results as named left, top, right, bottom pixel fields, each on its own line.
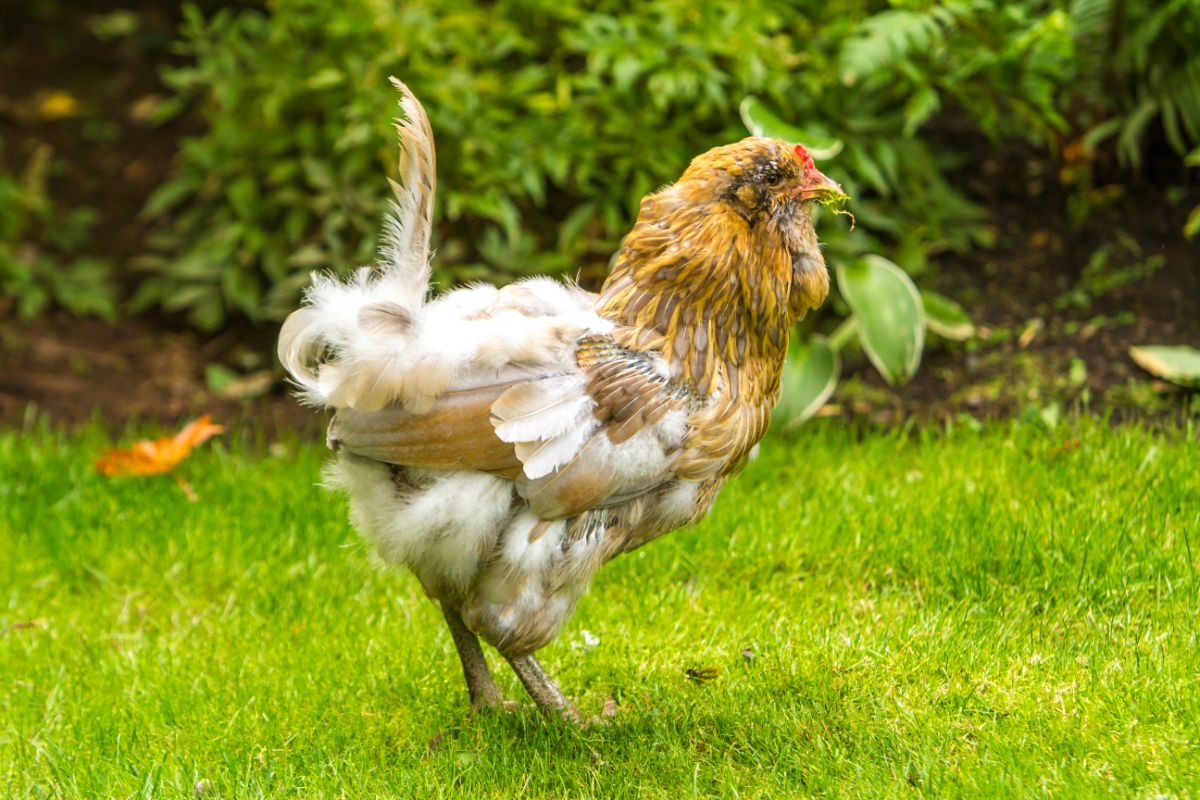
left=278, top=79, right=842, bottom=720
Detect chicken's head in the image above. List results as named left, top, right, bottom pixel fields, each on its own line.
left=676, top=137, right=842, bottom=319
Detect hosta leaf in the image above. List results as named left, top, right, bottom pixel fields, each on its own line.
left=1129, top=345, right=1200, bottom=388
left=921, top=290, right=975, bottom=340
left=837, top=255, right=924, bottom=384
left=739, top=97, right=843, bottom=159
left=775, top=335, right=840, bottom=428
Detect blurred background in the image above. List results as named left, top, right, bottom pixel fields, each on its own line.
left=1, top=0, right=1196, bottom=430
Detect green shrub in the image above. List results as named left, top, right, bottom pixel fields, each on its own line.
left=744, top=0, right=1199, bottom=422
left=0, top=145, right=116, bottom=321
left=1069, top=0, right=1200, bottom=235
left=1073, top=0, right=1200, bottom=166
left=139, top=0, right=858, bottom=329
left=141, top=0, right=1197, bottom=331
left=742, top=1, right=1079, bottom=420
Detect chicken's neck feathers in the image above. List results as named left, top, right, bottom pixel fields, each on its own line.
left=596, top=189, right=793, bottom=405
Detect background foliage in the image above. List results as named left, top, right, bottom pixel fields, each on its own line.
left=135, top=0, right=819, bottom=327
left=123, top=0, right=1197, bottom=330
left=0, top=144, right=115, bottom=321
left=1, top=0, right=1196, bottom=335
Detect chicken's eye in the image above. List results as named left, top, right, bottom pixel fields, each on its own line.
left=764, top=173, right=782, bottom=187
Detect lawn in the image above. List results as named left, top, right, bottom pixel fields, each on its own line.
left=2, top=418, right=1198, bottom=798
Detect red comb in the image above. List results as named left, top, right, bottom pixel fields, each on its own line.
left=794, top=143, right=815, bottom=172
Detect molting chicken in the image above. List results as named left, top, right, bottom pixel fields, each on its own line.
left=278, top=79, right=842, bottom=720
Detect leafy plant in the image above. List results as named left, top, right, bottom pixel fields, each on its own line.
left=741, top=99, right=975, bottom=425
left=836, top=3, right=1076, bottom=145
left=776, top=255, right=974, bottom=427
left=138, top=0, right=837, bottom=329
left=1129, top=345, right=1200, bottom=388
left=1072, top=0, right=1200, bottom=167
left=136, top=0, right=1197, bottom=334
left=1188, top=147, right=1200, bottom=239
left=1053, top=232, right=1164, bottom=312
left=0, top=145, right=116, bottom=320
left=1069, top=0, right=1200, bottom=232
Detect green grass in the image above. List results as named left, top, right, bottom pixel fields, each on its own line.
left=2, top=418, right=1198, bottom=798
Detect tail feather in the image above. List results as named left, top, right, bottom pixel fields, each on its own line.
left=277, top=79, right=439, bottom=410
left=381, top=76, right=435, bottom=292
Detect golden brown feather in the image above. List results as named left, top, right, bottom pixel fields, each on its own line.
left=596, top=137, right=832, bottom=480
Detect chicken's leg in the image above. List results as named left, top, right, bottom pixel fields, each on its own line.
left=442, top=606, right=505, bottom=710
left=506, top=654, right=581, bottom=722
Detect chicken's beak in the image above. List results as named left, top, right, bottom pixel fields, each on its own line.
left=793, top=168, right=844, bottom=203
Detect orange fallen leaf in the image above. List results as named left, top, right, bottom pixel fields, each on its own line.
left=95, top=416, right=224, bottom=478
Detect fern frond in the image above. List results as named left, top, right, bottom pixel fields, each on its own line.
left=1068, top=0, right=1114, bottom=41
left=838, top=8, right=955, bottom=85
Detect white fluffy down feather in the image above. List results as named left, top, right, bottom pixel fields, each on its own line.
left=276, top=77, right=613, bottom=417
left=279, top=268, right=612, bottom=414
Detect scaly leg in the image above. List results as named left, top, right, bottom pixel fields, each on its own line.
left=506, top=653, right=581, bottom=722
left=442, top=606, right=505, bottom=710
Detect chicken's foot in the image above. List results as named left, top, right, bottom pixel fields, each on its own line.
left=506, top=654, right=581, bottom=722
left=442, top=606, right=506, bottom=710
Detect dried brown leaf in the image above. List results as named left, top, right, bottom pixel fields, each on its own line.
left=95, top=415, right=224, bottom=477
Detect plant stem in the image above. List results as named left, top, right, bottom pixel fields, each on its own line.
left=828, top=316, right=859, bottom=352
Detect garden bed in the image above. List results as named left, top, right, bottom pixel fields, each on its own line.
left=1, top=2, right=1196, bottom=430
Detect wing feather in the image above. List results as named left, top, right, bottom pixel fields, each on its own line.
left=333, top=383, right=520, bottom=475
left=490, top=377, right=593, bottom=444
left=516, top=437, right=615, bottom=518
left=333, top=330, right=695, bottom=520
left=494, top=334, right=695, bottom=517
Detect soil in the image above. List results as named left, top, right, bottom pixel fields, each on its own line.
left=831, top=138, right=1200, bottom=427
left=1, top=2, right=1196, bottom=433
